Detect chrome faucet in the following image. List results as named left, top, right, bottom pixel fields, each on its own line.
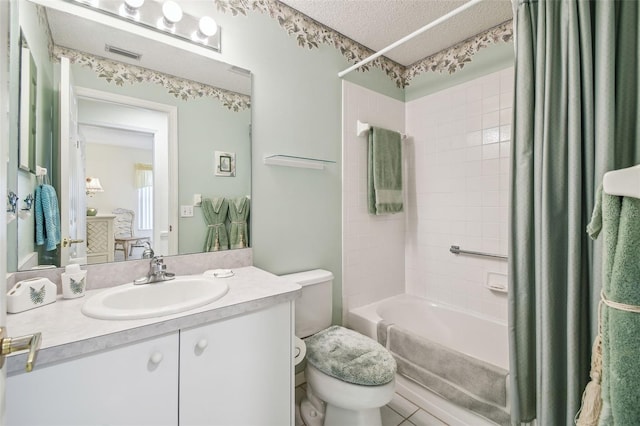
left=141, top=242, right=154, bottom=259
left=133, top=256, right=175, bottom=285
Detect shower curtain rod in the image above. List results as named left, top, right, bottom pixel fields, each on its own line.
left=337, top=0, right=486, bottom=78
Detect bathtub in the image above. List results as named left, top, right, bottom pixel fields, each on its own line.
left=348, top=294, right=510, bottom=426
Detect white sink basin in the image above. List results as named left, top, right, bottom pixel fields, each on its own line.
left=82, top=275, right=229, bottom=320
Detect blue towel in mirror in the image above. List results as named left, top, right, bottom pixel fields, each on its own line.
left=35, top=184, right=61, bottom=251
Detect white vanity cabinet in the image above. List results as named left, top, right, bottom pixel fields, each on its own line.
left=6, top=301, right=294, bottom=426
left=6, top=332, right=179, bottom=426
left=179, top=302, right=293, bottom=426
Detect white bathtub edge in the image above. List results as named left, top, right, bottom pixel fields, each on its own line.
left=395, top=375, right=500, bottom=426
left=346, top=300, right=383, bottom=340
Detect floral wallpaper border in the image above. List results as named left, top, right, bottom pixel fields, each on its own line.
left=214, top=0, right=512, bottom=88
left=37, top=6, right=249, bottom=111
left=37, top=0, right=512, bottom=94
left=404, top=20, right=513, bottom=85
left=52, top=46, right=251, bottom=111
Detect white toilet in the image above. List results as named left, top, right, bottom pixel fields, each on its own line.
left=283, top=270, right=396, bottom=426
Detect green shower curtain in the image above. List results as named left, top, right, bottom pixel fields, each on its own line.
left=509, top=1, right=640, bottom=424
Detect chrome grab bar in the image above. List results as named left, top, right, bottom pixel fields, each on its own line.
left=449, top=245, right=508, bottom=261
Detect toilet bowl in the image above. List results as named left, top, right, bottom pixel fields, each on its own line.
left=299, top=325, right=396, bottom=426
left=302, top=364, right=395, bottom=426
left=282, top=270, right=396, bottom=426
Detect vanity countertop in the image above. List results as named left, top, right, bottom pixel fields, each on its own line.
left=6, top=266, right=301, bottom=375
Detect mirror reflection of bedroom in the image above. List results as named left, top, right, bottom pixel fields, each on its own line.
left=80, top=97, right=169, bottom=263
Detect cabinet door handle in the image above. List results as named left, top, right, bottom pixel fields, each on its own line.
left=196, top=339, right=208, bottom=351
left=0, top=327, right=42, bottom=372
left=149, top=352, right=164, bottom=365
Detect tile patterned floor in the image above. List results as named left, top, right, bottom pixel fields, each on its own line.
left=295, top=384, right=448, bottom=426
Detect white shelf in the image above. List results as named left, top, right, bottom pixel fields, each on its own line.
left=263, top=155, right=335, bottom=170
left=603, top=164, right=640, bottom=198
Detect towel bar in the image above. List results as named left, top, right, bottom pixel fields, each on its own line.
left=357, top=120, right=408, bottom=139
left=449, top=245, right=508, bottom=260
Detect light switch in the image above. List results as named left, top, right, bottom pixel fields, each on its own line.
left=193, top=194, right=202, bottom=206
left=181, top=205, right=194, bottom=217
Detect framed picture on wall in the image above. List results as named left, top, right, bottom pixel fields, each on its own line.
left=215, top=151, right=236, bottom=177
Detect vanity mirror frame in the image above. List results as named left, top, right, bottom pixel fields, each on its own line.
left=18, top=32, right=37, bottom=173
left=9, top=0, right=253, bottom=272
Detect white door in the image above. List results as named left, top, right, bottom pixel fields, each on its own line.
left=0, top=0, right=9, bottom=418
left=59, top=57, right=87, bottom=266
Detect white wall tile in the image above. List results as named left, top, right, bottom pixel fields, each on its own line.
left=342, top=81, right=406, bottom=313
left=500, top=108, right=513, bottom=126
left=482, top=95, right=500, bottom=113
left=404, top=67, right=513, bottom=322
left=343, top=69, right=513, bottom=323
left=482, top=111, right=500, bottom=128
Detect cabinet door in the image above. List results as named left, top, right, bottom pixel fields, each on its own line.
left=6, top=332, right=179, bottom=426
left=180, top=302, right=293, bottom=426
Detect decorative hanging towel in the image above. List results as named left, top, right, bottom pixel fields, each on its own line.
left=579, top=185, right=640, bottom=425
left=229, top=196, right=250, bottom=249
left=35, top=184, right=61, bottom=251
left=368, top=127, right=403, bottom=215
left=202, top=197, right=229, bottom=252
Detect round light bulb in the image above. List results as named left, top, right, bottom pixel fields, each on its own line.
left=198, top=16, right=218, bottom=37
left=162, top=1, right=183, bottom=24
left=120, top=0, right=144, bottom=19
left=125, top=0, right=144, bottom=9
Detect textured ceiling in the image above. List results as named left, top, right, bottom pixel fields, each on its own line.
left=279, top=0, right=513, bottom=66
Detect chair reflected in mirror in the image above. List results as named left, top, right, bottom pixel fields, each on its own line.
left=113, top=208, right=150, bottom=260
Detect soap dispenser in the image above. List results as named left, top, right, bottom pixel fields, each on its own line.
left=61, top=264, right=87, bottom=299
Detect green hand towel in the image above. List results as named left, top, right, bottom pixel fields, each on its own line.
left=587, top=185, right=640, bottom=425
left=228, top=196, right=250, bottom=249
left=202, top=197, right=229, bottom=252
left=368, top=127, right=403, bottom=215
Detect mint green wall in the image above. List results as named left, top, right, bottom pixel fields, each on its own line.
left=9, top=0, right=56, bottom=271
left=208, top=10, right=403, bottom=323
left=197, top=9, right=512, bottom=324
left=70, top=66, right=251, bottom=255
left=7, top=3, right=20, bottom=272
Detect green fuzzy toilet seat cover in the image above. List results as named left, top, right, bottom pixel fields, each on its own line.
left=305, top=325, right=397, bottom=386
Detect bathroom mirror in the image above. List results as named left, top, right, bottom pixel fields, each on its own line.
left=9, top=0, right=252, bottom=272
left=18, top=33, right=37, bottom=173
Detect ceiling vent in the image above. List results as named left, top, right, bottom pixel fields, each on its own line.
left=229, top=65, right=251, bottom=76
left=105, top=44, right=142, bottom=61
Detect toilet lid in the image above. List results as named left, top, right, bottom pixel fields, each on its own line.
left=304, top=325, right=396, bottom=386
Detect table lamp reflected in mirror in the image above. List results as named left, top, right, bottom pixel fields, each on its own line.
left=85, top=177, right=104, bottom=216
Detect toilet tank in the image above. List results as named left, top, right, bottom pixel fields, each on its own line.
left=281, top=269, right=333, bottom=338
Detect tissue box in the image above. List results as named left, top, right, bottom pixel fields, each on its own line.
left=7, top=277, right=57, bottom=314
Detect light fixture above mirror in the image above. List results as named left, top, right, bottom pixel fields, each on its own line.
left=70, top=0, right=221, bottom=52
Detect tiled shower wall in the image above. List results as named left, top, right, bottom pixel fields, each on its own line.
left=342, top=81, right=406, bottom=315
left=342, top=67, right=512, bottom=323
left=404, top=67, right=513, bottom=322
